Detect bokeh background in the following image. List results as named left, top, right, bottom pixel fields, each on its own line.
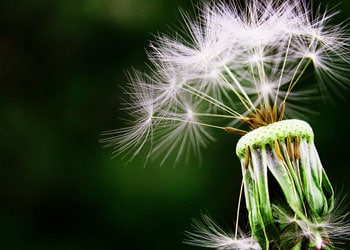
left=1, top=0, right=350, bottom=249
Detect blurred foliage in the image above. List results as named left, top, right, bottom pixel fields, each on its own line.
left=0, top=0, right=349, bottom=249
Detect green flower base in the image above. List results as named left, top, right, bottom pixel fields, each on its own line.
left=236, top=119, right=314, bottom=158
left=234, top=119, right=335, bottom=249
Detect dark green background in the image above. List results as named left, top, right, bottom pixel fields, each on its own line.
left=1, top=0, right=349, bottom=249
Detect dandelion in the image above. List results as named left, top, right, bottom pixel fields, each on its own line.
left=102, top=0, right=350, bottom=249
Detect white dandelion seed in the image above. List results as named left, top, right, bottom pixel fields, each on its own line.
left=184, top=214, right=261, bottom=250
left=100, top=71, right=157, bottom=161
left=150, top=98, right=216, bottom=164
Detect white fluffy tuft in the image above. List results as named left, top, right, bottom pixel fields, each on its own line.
left=184, top=214, right=261, bottom=250
left=103, top=0, right=349, bottom=163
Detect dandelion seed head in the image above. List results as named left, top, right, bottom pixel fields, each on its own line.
left=103, top=0, right=349, bottom=163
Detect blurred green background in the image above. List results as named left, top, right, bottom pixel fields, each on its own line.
left=1, top=0, right=349, bottom=249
